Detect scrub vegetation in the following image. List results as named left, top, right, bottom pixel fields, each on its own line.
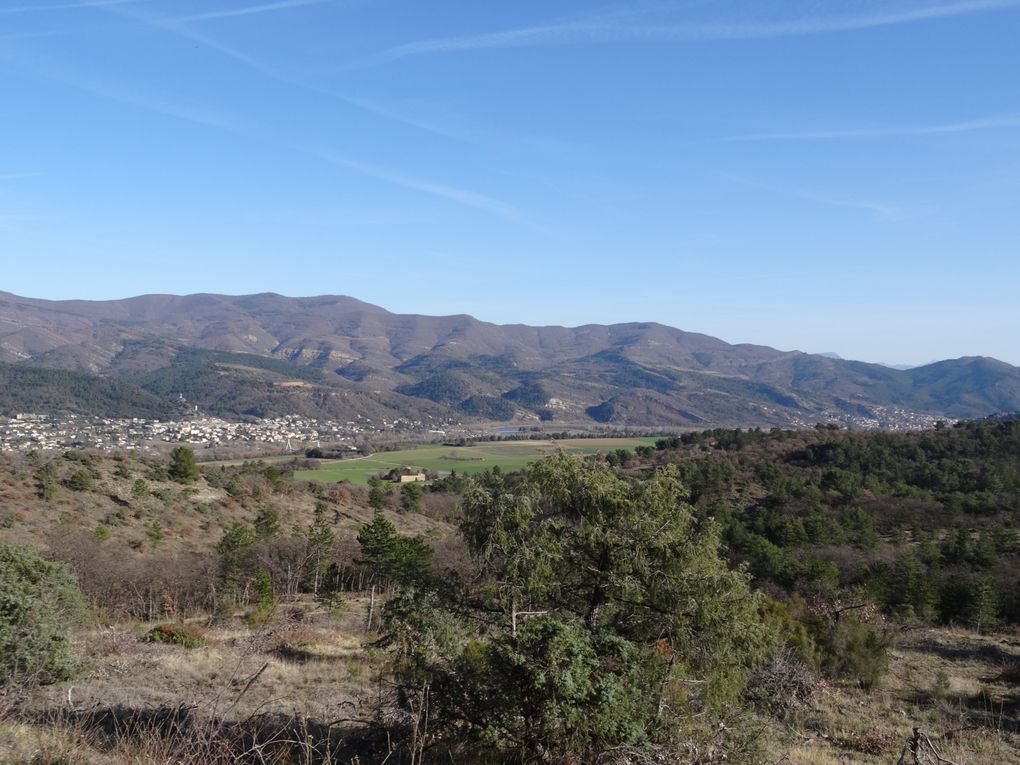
left=1, top=419, right=1019, bottom=763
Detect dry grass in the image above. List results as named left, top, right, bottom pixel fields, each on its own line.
left=8, top=614, right=1020, bottom=763
left=2, top=597, right=392, bottom=764
left=30, top=605, right=382, bottom=726
left=0, top=715, right=113, bottom=764
left=768, top=627, right=1020, bottom=764
left=1, top=705, right=364, bottom=764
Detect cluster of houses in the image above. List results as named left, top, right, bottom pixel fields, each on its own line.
left=786, top=405, right=945, bottom=431
left=0, top=412, right=439, bottom=452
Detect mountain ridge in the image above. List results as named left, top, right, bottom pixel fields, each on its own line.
left=1, top=291, right=1018, bottom=428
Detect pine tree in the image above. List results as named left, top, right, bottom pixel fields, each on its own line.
left=357, top=511, right=398, bottom=577
left=0, top=544, right=87, bottom=687
left=306, top=501, right=335, bottom=595
left=386, top=454, right=772, bottom=760
left=368, top=475, right=387, bottom=511
left=168, top=446, right=200, bottom=484
left=254, top=504, right=281, bottom=539
left=968, top=578, right=1000, bottom=633
left=399, top=481, right=424, bottom=513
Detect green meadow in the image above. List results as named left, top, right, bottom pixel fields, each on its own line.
left=294, top=437, right=657, bottom=484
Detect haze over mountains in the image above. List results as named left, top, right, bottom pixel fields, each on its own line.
left=1, top=291, right=1018, bottom=429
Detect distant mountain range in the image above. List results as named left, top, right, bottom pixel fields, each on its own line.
left=821, top=352, right=917, bottom=370
left=1, top=290, right=1019, bottom=428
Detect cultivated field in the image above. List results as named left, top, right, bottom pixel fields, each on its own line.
left=294, top=437, right=657, bottom=484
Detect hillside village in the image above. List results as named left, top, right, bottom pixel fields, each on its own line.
left=784, top=403, right=945, bottom=431
left=0, top=412, right=451, bottom=453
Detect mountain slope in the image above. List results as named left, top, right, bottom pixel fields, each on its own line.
left=1, top=291, right=1018, bottom=427
left=0, top=362, right=185, bottom=419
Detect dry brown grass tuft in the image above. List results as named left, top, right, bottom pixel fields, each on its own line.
left=991, top=660, right=1020, bottom=685
left=4, top=703, right=364, bottom=764
left=775, top=627, right=1020, bottom=764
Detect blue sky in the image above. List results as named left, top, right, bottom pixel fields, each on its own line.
left=1, top=0, right=1018, bottom=366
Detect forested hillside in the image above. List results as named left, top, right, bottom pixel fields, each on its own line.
left=645, top=418, right=1020, bottom=630
left=0, top=362, right=184, bottom=419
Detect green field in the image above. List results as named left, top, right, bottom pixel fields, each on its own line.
left=294, top=438, right=657, bottom=484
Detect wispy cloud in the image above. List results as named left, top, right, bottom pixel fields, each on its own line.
left=3, top=42, right=250, bottom=132
left=0, top=0, right=323, bottom=19
left=0, top=2, right=131, bottom=41
left=9, top=43, right=521, bottom=220
left=170, top=0, right=331, bottom=24
left=95, top=2, right=323, bottom=83
left=8, top=0, right=521, bottom=218
left=92, top=0, right=558, bottom=154
left=713, top=116, right=1020, bottom=143
left=0, top=172, right=41, bottom=182
left=341, top=96, right=497, bottom=144
left=719, top=171, right=924, bottom=222
left=0, top=0, right=141, bottom=15
left=368, top=0, right=1020, bottom=65
left=343, top=95, right=578, bottom=152
left=93, top=5, right=519, bottom=149
left=67, top=74, right=241, bottom=132
left=0, top=1, right=327, bottom=49
left=90, top=0, right=562, bottom=157
left=239, top=209, right=410, bottom=227
left=796, top=189, right=927, bottom=222
left=310, top=150, right=521, bottom=220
